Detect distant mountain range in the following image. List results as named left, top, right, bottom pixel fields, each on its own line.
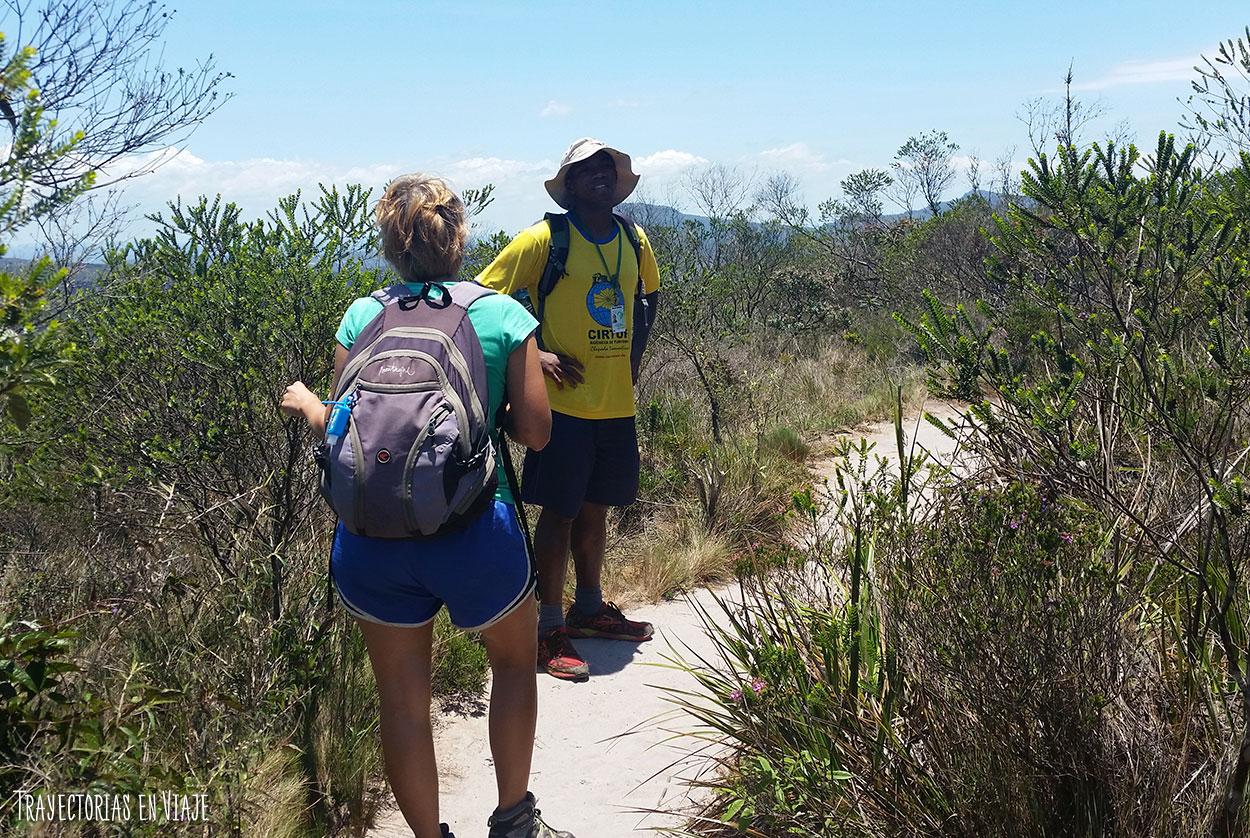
left=1, top=192, right=1020, bottom=285
left=0, top=257, right=108, bottom=294
left=620, top=190, right=1016, bottom=231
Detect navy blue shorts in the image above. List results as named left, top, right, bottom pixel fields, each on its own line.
left=521, top=412, right=640, bottom=519
left=331, top=500, right=535, bottom=630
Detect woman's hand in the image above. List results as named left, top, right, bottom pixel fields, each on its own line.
left=280, top=381, right=322, bottom=422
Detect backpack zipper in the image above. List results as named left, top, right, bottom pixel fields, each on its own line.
left=401, top=402, right=456, bottom=533
left=348, top=413, right=366, bottom=530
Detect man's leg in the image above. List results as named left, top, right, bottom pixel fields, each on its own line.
left=564, top=417, right=653, bottom=642
left=522, top=413, right=595, bottom=680
left=534, top=507, right=574, bottom=616
left=356, top=618, right=444, bottom=838
left=532, top=506, right=590, bottom=680
left=564, top=502, right=652, bottom=641
left=569, top=502, right=608, bottom=615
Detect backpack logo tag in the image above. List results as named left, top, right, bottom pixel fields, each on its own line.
left=376, top=449, right=392, bottom=464
left=379, top=361, right=417, bottom=378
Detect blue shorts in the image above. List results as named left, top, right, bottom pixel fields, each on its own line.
left=520, top=411, right=640, bottom=519
left=331, top=500, right=535, bottom=630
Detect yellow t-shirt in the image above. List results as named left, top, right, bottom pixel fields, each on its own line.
left=475, top=217, right=661, bottom=419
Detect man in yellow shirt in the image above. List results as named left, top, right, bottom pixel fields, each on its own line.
left=477, top=138, right=661, bottom=681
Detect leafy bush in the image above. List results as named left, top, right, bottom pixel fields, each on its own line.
left=0, top=188, right=489, bottom=834
left=907, top=135, right=1250, bottom=834
left=668, top=120, right=1250, bottom=836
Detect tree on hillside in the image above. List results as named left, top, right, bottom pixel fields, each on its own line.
left=655, top=166, right=831, bottom=443
left=1020, top=68, right=1134, bottom=161
left=2, top=1, right=233, bottom=285
left=1183, top=25, right=1250, bottom=155
left=0, top=37, right=92, bottom=429
left=2, top=0, right=232, bottom=194
left=760, top=167, right=896, bottom=302
left=892, top=129, right=959, bottom=217
left=2, top=1, right=230, bottom=424
left=965, top=150, right=983, bottom=194
left=838, top=167, right=893, bottom=223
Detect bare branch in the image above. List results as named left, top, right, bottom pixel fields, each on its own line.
left=1, top=0, right=234, bottom=197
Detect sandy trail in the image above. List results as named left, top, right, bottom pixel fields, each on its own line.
left=368, top=588, right=729, bottom=838
left=810, top=399, right=971, bottom=492
left=369, top=400, right=970, bottom=838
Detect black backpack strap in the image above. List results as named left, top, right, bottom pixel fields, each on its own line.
left=492, top=390, right=537, bottom=567
left=535, top=213, right=570, bottom=351
left=539, top=213, right=570, bottom=298
left=613, top=212, right=644, bottom=293
left=498, top=440, right=535, bottom=566
left=613, top=215, right=658, bottom=382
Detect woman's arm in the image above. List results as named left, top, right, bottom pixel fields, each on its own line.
left=502, top=334, right=551, bottom=451
left=280, top=344, right=350, bottom=437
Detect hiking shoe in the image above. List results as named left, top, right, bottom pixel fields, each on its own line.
left=537, top=627, right=589, bottom=681
left=488, top=792, right=574, bottom=838
left=441, top=825, right=454, bottom=838
left=565, top=601, right=654, bottom=642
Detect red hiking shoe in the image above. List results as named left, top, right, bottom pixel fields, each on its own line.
left=537, top=627, right=589, bottom=681
left=565, top=602, right=654, bottom=642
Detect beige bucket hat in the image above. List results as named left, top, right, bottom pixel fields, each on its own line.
left=544, top=137, right=640, bottom=210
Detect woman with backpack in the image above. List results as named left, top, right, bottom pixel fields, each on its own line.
left=280, top=174, right=573, bottom=838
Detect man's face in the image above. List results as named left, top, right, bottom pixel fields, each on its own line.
left=565, top=150, right=618, bottom=211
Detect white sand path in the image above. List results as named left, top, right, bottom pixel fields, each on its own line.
left=369, top=400, right=971, bottom=838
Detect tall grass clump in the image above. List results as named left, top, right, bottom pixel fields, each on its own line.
left=665, top=128, right=1250, bottom=837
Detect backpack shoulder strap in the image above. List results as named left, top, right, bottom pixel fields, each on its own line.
left=448, top=280, right=495, bottom=310
left=533, top=213, right=570, bottom=350
left=613, top=213, right=645, bottom=292
left=539, top=212, right=570, bottom=299
left=370, top=283, right=411, bottom=306
left=613, top=213, right=643, bottom=261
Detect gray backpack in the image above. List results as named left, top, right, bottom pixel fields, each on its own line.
left=321, top=281, right=497, bottom=539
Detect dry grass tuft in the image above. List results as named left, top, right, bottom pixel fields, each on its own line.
left=605, top=502, right=737, bottom=604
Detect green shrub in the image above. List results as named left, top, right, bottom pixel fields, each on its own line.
left=668, top=438, right=1223, bottom=837
left=431, top=613, right=489, bottom=705
left=0, top=187, right=423, bottom=834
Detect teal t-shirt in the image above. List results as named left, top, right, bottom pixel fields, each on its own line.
left=334, top=281, right=538, bottom=505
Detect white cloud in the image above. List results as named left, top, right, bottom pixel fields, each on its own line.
left=108, top=151, right=409, bottom=210
left=539, top=99, right=572, bottom=118
left=951, top=154, right=981, bottom=173
left=441, top=156, right=551, bottom=184
left=1070, top=56, right=1198, bottom=91
left=756, top=142, right=852, bottom=173
left=633, top=149, right=709, bottom=176
left=611, top=97, right=641, bottom=109
left=78, top=147, right=565, bottom=241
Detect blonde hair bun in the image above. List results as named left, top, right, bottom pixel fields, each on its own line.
left=375, top=174, right=469, bottom=283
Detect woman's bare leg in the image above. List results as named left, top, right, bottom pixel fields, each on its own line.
left=479, top=601, right=539, bottom=811
left=356, top=618, right=442, bottom=838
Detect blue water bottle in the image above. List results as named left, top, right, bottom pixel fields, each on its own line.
left=323, top=393, right=354, bottom=446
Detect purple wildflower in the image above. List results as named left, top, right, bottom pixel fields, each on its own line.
left=750, top=678, right=767, bottom=695
left=1059, top=532, right=1074, bottom=544
left=729, top=688, right=743, bottom=702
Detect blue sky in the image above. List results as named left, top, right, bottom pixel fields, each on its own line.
left=67, top=1, right=1250, bottom=238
